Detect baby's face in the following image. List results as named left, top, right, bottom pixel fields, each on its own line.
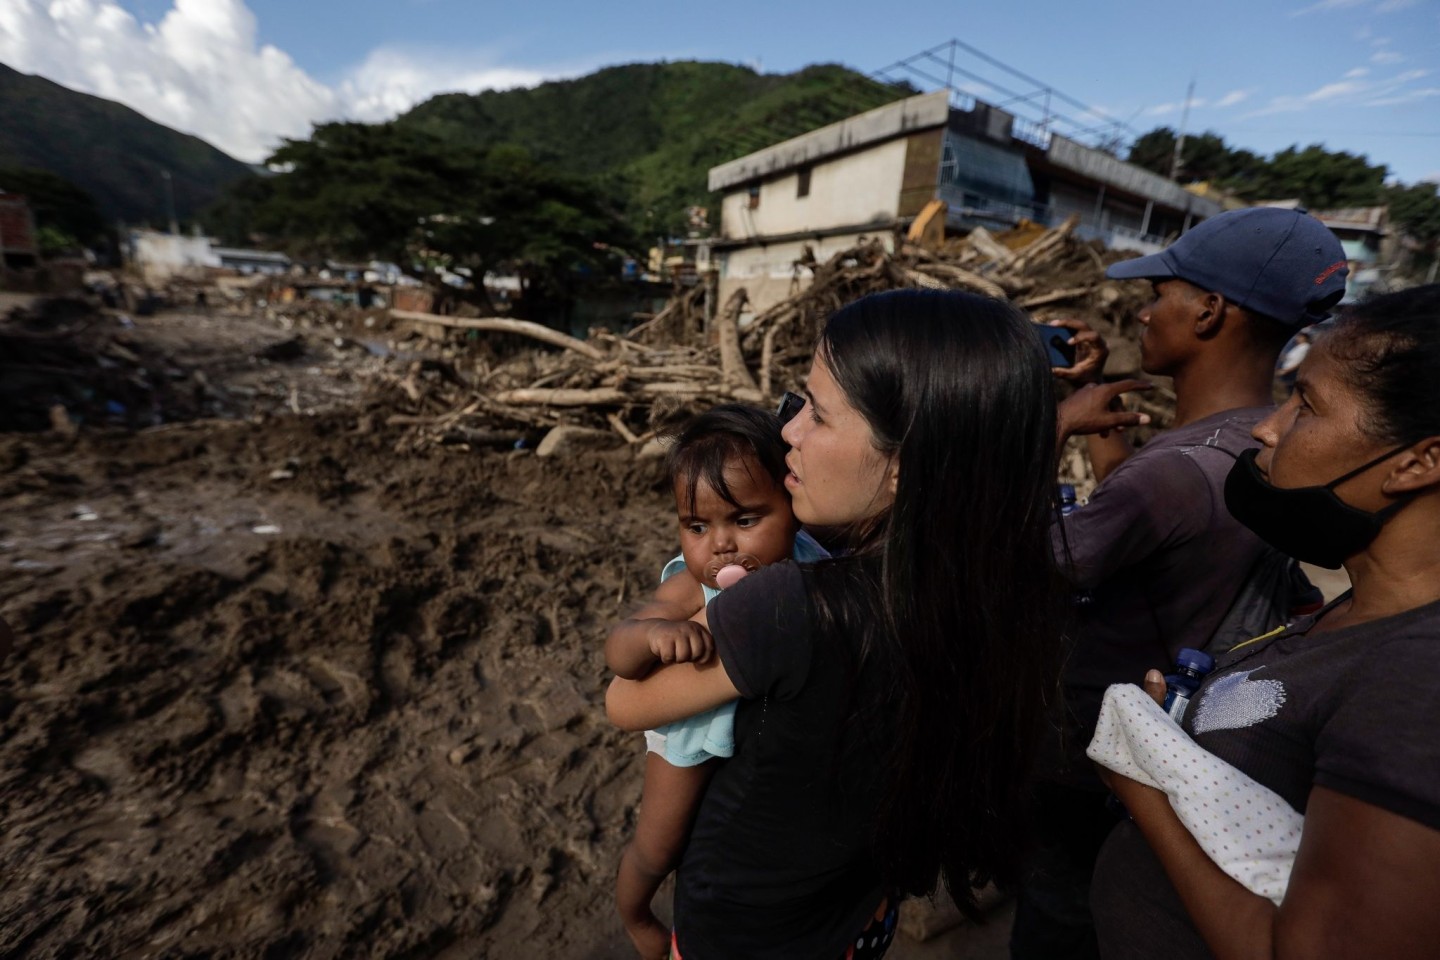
left=675, top=457, right=799, bottom=590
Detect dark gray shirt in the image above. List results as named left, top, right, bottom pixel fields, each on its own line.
left=1051, top=408, right=1278, bottom=774
left=1091, top=595, right=1440, bottom=959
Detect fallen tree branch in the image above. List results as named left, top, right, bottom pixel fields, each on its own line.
left=389, top=309, right=606, bottom=360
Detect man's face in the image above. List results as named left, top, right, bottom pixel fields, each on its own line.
left=1137, top=279, right=1203, bottom=375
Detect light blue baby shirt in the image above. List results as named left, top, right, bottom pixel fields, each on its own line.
left=646, top=529, right=828, bottom=766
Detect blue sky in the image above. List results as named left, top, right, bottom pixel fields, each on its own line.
left=2, top=0, right=1437, bottom=184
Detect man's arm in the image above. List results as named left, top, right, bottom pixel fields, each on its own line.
left=1052, top=445, right=1209, bottom=590
left=1057, top=381, right=1153, bottom=483
left=605, top=570, right=707, bottom=680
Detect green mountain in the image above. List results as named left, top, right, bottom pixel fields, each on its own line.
left=397, top=61, right=912, bottom=233
left=0, top=62, right=252, bottom=224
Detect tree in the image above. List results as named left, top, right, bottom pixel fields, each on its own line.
left=1256, top=144, right=1386, bottom=209
left=1125, top=128, right=1390, bottom=209
left=1127, top=127, right=1177, bottom=177
left=1386, top=180, right=1440, bottom=276
left=214, top=121, right=637, bottom=306
left=0, top=165, right=107, bottom=253
left=1386, top=181, right=1440, bottom=245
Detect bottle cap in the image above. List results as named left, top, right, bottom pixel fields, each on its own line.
left=1175, top=647, right=1215, bottom=674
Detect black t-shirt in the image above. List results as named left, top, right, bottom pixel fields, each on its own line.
left=673, top=562, right=888, bottom=959
left=1050, top=409, right=1280, bottom=778
left=1090, top=595, right=1440, bottom=959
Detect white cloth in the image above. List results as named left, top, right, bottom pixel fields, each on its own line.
left=1087, top=683, right=1303, bottom=904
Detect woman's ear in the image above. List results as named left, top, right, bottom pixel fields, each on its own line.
left=1384, top=437, right=1440, bottom=496
left=887, top=456, right=900, bottom=496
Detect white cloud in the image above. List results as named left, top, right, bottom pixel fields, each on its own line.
left=1372, top=50, right=1406, bottom=63
left=1140, top=89, right=1250, bottom=117
left=337, top=47, right=557, bottom=123
left=0, top=0, right=588, bottom=162
left=1364, top=86, right=1440, bottom=106
left=1291, top=0, right=1368, bottom=16
left=1243, top=66, right=1432, bottom=116
left=0, top=0, right=335, bottom=161
left=1295, top=0, right=1416, bottom=13
left=1308, top=80, right=1367, bottom=101
left=1144, top=96, right=1216, bottom=117
left=1343, top=67, right=1370, bottom=78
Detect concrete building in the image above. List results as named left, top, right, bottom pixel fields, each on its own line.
left=707, top=90, right=1225, bottom=311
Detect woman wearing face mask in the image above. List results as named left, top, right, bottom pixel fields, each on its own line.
left=1089, top=284, right=1440, bottom=960
left=606, top=290, right=1065, bottom=958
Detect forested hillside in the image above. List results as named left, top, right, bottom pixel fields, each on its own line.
left=395, top=61, right=911, bottom=233
left=0, top=63, right=252, bottom=223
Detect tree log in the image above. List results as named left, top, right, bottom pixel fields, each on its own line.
left=715, top=289, right=759, bottom=394
left=389, top=309, right=606, bottom=360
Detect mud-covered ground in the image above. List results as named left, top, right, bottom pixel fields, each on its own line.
left=0, top=303, right=1013, bottom=959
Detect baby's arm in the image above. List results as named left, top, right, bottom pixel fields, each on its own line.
left=617, top=754, right=716, bottom=958
left=606, top=570, right=710, bottom=680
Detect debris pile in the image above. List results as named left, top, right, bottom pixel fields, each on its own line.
left=375, top=216, right=1176, bottom=466
left=0, top=298, right=199, bottom=431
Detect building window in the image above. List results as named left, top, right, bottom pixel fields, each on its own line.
left=939, top=141, right=958, bottom=185
left=796, top=166, right=812, bottom=199
left=747, top=183, right=761, bottom=210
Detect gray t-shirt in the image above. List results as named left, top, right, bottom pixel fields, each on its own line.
left=1050, top=408, right=1280, bottom=774
left=1090, top=595, right=1440, bottom=959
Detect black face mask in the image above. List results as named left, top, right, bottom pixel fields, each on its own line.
left=1224, top=446, right=1415, bottom=570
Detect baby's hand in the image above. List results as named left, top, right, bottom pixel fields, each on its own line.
left=646, top=620, right=714, bottom=665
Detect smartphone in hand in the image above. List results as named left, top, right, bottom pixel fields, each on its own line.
left=1044, top=329, right=1077, bottom=369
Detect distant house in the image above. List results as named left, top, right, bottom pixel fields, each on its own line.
left=706, top=90, right=1224, bottom=311
left=0, top=192, right=39, bottom=269
left=213, top=246, right=291, bottom=276
left=1312, top=206, right=1389, bottom=301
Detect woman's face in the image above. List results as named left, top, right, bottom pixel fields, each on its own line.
left=780, top=351, right=896, bottom=527
left=1252, top=336, right=1393, bottom=509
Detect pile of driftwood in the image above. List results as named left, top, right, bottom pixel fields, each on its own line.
left=372, top=215, right=1173, bottom=456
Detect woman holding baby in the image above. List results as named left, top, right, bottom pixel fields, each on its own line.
left=607, top=289, right=1066, bottom=957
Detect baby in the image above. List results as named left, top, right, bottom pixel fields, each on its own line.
left=604, top=403, right=825, bottom=959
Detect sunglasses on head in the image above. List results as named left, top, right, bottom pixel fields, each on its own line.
left=777, top=391, right=805, bottom=424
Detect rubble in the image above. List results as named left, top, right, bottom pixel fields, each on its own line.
left=370, top=216, right=1176, bottom=492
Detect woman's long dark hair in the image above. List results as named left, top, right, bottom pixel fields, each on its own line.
left=808, top=289, right=1064, bottom=906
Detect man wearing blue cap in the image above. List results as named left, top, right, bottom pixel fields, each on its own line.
left=1012, top=207, right=1348, bottom=960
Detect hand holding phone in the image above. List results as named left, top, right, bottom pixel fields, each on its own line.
left=1045, top=330, right=1077, bottom=369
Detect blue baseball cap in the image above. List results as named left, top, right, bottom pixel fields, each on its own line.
left=1106, top=207, right=1348, bottom=328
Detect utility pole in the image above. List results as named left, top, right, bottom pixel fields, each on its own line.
left=1170, top=79, right=1195, bottom=182
left=161, top=169, right=179, bottom=235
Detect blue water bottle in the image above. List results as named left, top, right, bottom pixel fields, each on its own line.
left=1163, top=648, right=1215, bottom=724
left=1058, top=483, right=1079, bottom=516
